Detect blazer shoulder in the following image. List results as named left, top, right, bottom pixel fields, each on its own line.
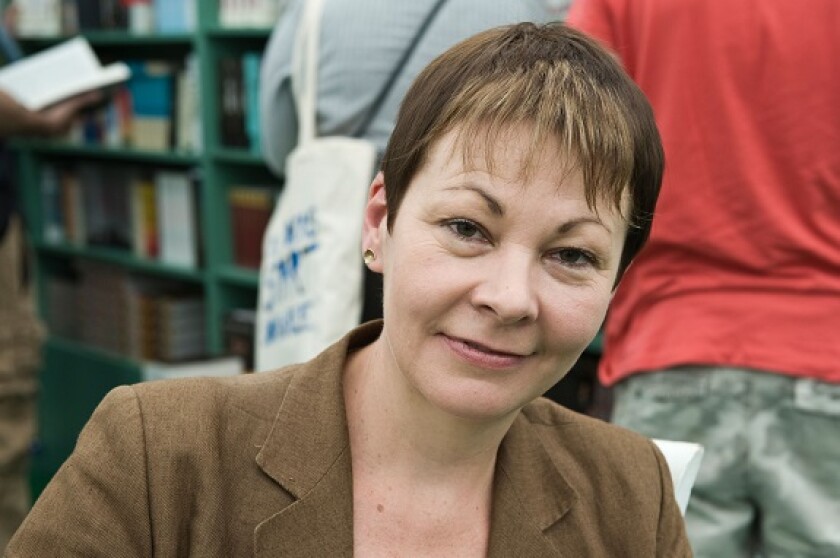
left=522, top=396, right=663, bottom=488
left=129, top=365, right=301, bottom=425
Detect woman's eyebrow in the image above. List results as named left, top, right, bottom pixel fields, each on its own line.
left=443, top=184, right=613, bottom=235
left=558, top=217, right=612, bottom=235
left=443, top=184, right=504, bottom=216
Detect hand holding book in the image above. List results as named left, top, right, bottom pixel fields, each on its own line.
left=0, top=36, right=130, bottom=111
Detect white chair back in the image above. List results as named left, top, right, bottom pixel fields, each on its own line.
left=652, top=439, right=704, bottom=515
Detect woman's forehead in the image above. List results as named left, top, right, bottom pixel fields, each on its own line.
left=420, top=124, right=630, bottom=219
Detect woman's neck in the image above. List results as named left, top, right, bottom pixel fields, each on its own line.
left=343, top=338, right=509, bottom=555
left=343, top=337, right=514, bottom=486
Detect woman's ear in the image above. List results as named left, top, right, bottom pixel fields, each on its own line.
left=362, top=172, right=388, bottom=273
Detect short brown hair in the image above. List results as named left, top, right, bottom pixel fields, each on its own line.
left=380, top=22, right=663, bottom=281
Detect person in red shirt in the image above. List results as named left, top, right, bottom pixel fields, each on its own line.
left=568, top=1, right=840, bottom=556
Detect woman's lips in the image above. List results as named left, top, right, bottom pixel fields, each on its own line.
left=441, top=334, right=530, bottom=369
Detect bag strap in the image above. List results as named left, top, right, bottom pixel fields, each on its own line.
left=353, top=0, right=447, bottom=138
left=292, top=0, right=325, bottom=146
left=292, top=0, right=447, bottom=145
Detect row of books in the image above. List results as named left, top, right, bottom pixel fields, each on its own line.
left=48, top=263, right=207, bottom=362
left=18, top=0, right=288, bottom=37
left=41, top=163, right=201, bottom=269
left=47, top=262, right=257, bottom=371
left=17, top=0, right=196, bottom=36
left=68, top=56, right=201, bottom=152
left=219, top=53, right=262, bottom=152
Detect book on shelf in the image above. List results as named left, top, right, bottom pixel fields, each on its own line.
left=126, top=60, right=176, bottom=151
left=229, top=185, right=274, bottom=269
left=219, top=0, right=289, bottom=28
left=22, top=0, right=195, bottom=35
left=153, top=0, right=196, bottom=33
left=155, top=170, right=200, bottom=269
left=81, top=163, right=132, bottom=249
left=130, top=175, right=159, bottom=258
left=0, top=37, right=130, bottom=111
left=218, top=52, right=263, bottom=151
left=218, top=55, right=248, bottom=148
left=68, top=55, right=199, bottom=152
left=48, top=264, right=209, bottom=362
left=59, top=167, right=86, bottom=245
left=40, top=163, right=200, bottom=267
left=141, top=356, right=244, bottom=382
left=242, top=52, right=262, bottom=154
left=15, top=0, right=62, bottom=37
left=40, top=165, right=64, bottom=243
left=48, top=273, right=81, bottom=341
left=175, top=53, right=202, bottom=152
left=223, top=308, right=256, bottom=372
left=156, top=294, right=207, bottom=361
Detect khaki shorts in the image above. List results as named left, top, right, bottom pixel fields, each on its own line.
left=613, top=367, right=840, bottom=558
left=0, top=217, right=43, bottom=549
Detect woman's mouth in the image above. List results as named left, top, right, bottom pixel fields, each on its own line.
left=441, top=334, right=530, bottom=369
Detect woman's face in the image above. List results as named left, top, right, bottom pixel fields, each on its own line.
left=364, top=126, right=628, bottom=421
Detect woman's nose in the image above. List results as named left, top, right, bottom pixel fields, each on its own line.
left=470, top=249, right=539, bottom=324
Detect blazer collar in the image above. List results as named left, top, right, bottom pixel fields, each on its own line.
left=253, top=321, right=579, bottom=556
left=253, top=323, right=381, bottom=555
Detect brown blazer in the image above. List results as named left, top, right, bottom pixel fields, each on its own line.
left=6, top=322, right=691, bottom=557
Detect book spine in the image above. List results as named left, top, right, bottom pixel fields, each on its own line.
left=220, top=0, right=287, bottom=28
left=41, top=165, right=64, bottom=244
left=127, top=60, right=176, bottom=151
left=155, top=171, right=198, bottom=268
left=229, top=186, right=274, bottom=269
left=242, top=52, right=262, bottom=153
left=18, top=0, right=62, bottom=37
left=153, top=0, right=195, bottom=33
left=218, top=56, right=248, bottom=148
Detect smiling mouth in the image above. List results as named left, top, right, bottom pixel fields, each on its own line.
left=456, top=338, right=525, bottom=357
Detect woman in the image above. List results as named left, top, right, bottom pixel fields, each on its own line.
left=7, top=23, right=689, bottom=556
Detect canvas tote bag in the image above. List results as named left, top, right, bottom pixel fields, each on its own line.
left=255, top=0, right=374, bottom=371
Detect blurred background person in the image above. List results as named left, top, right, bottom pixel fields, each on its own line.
left=0, top=86, right=100, bottom=552
left=568, top=0, right=840, bottom=556
left=0, top=10, right=100, bottom=548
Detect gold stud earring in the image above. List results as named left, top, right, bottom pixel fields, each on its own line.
left=363, top=249, right=376, bottom=264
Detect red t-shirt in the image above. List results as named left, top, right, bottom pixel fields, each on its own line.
left=568, top=0, right=840, bottom=385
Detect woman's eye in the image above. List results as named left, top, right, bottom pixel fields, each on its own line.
left=447, top=219, right=486, bottom=241
left=552, top=248, right=598, bottom=268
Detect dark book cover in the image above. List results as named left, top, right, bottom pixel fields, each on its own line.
left=218, top=56, right=249, bottom=148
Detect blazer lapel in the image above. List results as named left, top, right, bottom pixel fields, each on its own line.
left=254, top=447, right=354, bottom=556
left=249, top=322, right=579, bottom=556
left=487, top=412, right=579, bottom=557
left=251, top=324, right=382, bottom=556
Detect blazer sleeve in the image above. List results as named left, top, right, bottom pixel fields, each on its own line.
left=6, top=386, right=152, bottom=558
left=650, top=441, right=694, bottom=557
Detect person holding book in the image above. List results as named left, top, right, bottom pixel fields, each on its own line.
left=0, top=13, right=104, bottom=551
left=0, top=87, right=100, bottom=550
left=7, top=23, right=689, bottom=556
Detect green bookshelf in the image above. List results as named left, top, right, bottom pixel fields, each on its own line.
left=13, top=0, right=280, bottom=500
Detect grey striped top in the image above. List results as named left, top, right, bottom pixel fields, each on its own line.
left=259, top=0, right=568, bottom=177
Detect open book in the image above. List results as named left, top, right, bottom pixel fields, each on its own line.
left=0, top=36, right=130, bottom=111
